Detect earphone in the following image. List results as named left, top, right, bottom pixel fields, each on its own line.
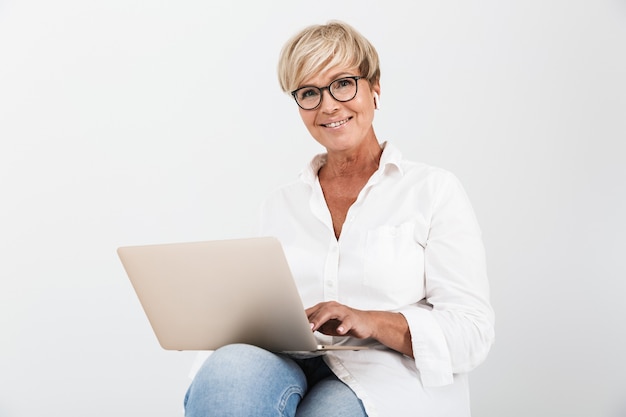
left=373, top=93, right=380, bottom=110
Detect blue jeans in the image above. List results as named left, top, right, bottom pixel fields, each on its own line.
left=184, top=344, right=368, bottom=417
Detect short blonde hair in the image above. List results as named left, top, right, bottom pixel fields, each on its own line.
left=277, top=21, right=380, bottom=93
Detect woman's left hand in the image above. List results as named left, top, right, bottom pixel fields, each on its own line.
left=306, top=301, right=373, bottom=339
left=306, top=301, right=414, bottom=357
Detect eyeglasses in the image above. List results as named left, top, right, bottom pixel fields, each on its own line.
left=291, top=76, right=363, bottom=110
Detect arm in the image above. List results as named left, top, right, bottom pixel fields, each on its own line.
left=310, top=171, right=494, bottom=387
left=399, top=172, right=494, bottom=386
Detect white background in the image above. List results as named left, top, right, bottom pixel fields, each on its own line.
left=1, top=1, right=625, bottom=416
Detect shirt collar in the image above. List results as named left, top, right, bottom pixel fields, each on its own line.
left=299, top=141, right=404, bottom=186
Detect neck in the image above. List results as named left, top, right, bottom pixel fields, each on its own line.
left=320, top=140, right=383, bottom=179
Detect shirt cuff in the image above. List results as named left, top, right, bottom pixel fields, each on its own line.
left=396, top=304, right=454, bottom=387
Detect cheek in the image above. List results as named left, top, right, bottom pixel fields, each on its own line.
left=298, top=109, right=317, bottom=129
left=351, top=91, right=374, bottom=111
left=350, top=100, right=375, bottom=122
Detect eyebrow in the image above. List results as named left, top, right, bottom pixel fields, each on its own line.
left=298, top=72, right=359, bottom=89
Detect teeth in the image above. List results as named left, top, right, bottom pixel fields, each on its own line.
left=324, top=119, right=348, bottom=128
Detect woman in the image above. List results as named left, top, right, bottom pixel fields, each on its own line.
left=184, top=21, right=494, bottom=417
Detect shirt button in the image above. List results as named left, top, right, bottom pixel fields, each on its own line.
left=326, top=280, right=335, bottom=288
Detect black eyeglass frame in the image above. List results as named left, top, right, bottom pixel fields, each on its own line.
left=291, top=76, right=364, bottom=110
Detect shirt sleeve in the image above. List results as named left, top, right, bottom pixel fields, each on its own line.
left=397, top=171, right=495, bottom=387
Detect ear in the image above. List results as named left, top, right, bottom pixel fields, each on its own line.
left=371, top=83, right=381, bottom=109
left=371, top=82, right=381, bottom=97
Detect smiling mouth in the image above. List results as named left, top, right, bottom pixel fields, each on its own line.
left=321, top=117, right=351, bottom=128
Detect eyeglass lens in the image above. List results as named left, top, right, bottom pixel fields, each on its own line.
left=294, top=77, right=359, bottom=110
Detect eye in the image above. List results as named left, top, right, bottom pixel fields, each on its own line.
left=297, top=87, right=320, bottom=100
left=334, top=78, right=356, bottom=90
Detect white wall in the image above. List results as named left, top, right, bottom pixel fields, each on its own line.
left=1, top=1, right=625, bottom=416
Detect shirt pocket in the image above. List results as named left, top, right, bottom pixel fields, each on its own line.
left=363, top=222, right=424, bottom=298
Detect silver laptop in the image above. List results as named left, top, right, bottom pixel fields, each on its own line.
left=117, top=237, right=367, bottom=352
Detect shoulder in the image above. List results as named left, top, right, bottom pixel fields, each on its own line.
left=260, top=178, right=308, bottom=214
left=381, top=142, right=458, bottom=182
left=402, top=161, right=462, bottom=190
left=261, top=151, right=324, bottom=209
left=381, top=143, right=470, bottom=209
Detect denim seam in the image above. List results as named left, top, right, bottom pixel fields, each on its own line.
left=278, top=385, right=304, bottom=417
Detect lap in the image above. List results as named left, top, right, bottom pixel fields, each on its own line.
left=184, top=344, right=367, bottom=417
left=296, top=376, right=367, bottom=417
left=185, top=344, right=306, bottom=417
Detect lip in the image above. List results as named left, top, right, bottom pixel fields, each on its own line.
left=320, top=117, right=352, bottom=128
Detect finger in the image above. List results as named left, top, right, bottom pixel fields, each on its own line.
left=311, top=307, right=352, bottom=334
left=306, top=302, right=341, bottom=326
left=305, top=303, right=323, bottom=317
left=309, top=311, right=335, bottom=333
left=336, top=315, right=354, bottom=335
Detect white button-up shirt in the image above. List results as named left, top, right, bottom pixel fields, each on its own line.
left=258, top=142, right=494, bottom=416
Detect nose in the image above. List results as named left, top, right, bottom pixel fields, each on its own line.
left=319, top=88, right=339, bottom=112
